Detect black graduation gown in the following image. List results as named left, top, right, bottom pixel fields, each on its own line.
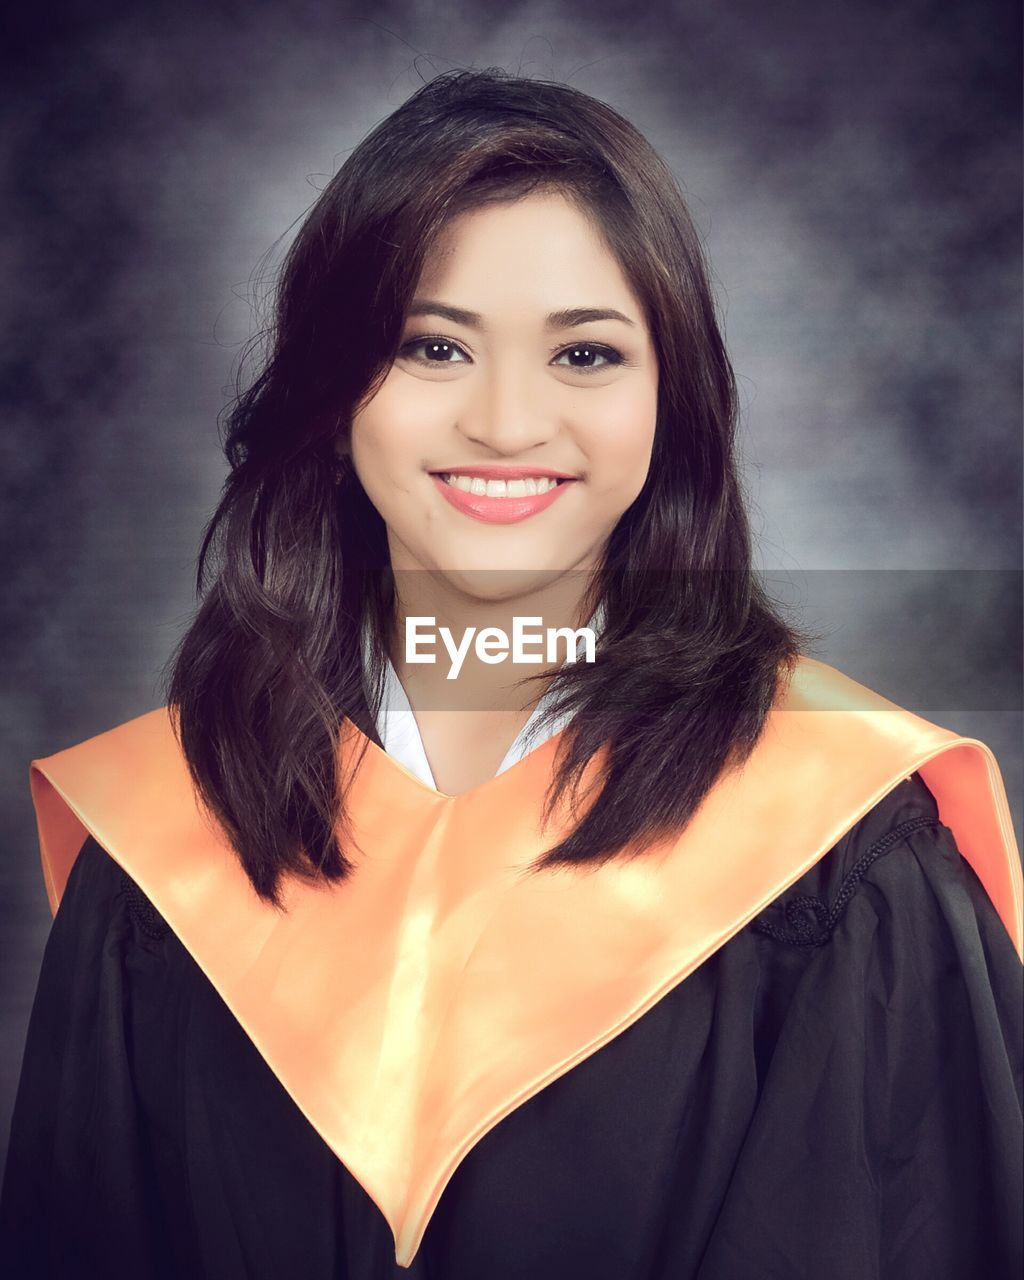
left=1, top=772, right=1022, bottom=1280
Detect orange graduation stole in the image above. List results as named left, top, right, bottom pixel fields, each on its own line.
left=28, top=656, right=1023, bottom=1268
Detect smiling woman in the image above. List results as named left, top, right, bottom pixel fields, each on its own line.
left=347, top=187, right=662, bottom=784
left=2, top=67, right=1022, bottom=1280
left=348, top=188, right=660, bottom=726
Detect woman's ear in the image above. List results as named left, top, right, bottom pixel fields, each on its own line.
left=331, top=436, right=353, bottom=486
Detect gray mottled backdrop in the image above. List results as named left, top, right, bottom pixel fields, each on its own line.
left=2, top=0, right=1021, bottom=1171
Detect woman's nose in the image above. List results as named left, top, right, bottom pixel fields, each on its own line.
left=455, top=364, right=554, bottom=455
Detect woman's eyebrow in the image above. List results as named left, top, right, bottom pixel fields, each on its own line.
left=406, top=300, right=637, bottom=330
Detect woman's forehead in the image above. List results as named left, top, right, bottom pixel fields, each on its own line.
left=412, top=193, right=641, bottom=321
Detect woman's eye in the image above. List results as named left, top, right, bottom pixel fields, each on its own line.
left=400, top=336, right=470, bottom=365
left=398, top=336, right=625, bottom=373
left=552, top=343, right=624, bottom=373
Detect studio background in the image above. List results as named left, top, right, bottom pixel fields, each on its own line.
left=2, top=0, right=1021, bottom=1173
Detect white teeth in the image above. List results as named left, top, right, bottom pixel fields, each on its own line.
left=441, top=473, right=562, bottom=497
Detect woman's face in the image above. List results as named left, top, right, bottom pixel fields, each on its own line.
left=348, top=190, right=659, bottom=601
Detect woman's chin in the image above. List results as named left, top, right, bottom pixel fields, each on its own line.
left=416, top=561, right=579, bottom=604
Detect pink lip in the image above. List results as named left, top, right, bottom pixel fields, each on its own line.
left=430, top=464, right=578, bottom=481
left=430, top=473, right=575, bottom=524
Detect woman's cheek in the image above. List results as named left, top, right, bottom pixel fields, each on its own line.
left=366, top=378, right=457, bottom=461
left=571, top=382, right=657, bottom=490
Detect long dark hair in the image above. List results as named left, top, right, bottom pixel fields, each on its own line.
left=162, top=67, right=813, bottom=908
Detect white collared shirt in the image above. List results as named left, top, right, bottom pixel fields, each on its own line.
left=362, top=604, right=606, bottom=791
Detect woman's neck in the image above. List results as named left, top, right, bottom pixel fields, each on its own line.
left=388, top=574, right=599, bottom=719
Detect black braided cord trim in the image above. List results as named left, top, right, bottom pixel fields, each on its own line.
left=119, top=869, right=172, bottom=941
left=750, top=816, right=942, bottom=948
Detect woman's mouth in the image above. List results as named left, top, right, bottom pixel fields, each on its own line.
left=429, top=471, right=576, bottom=524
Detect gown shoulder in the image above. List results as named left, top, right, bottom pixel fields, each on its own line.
left=711, top=770, right=1024, bottom=1278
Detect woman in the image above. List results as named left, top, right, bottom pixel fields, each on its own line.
left=2, top=68, right=1022, bottom=1279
